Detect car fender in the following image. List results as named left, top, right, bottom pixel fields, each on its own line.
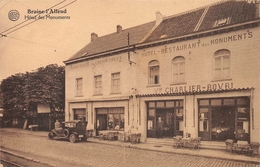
left=51, top=129, right=60, bottom=136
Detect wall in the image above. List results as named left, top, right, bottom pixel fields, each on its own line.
left=136, top=26, right=260, bottom=142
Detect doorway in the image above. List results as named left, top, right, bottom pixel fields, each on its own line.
left=96, top=114, right=107, bottom=135
left=156, top=109, right=174, bottom=137
left=147, top=100, right=184, bottom=138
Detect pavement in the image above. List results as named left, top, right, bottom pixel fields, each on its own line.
left=1, top=128, right=260, bottom=165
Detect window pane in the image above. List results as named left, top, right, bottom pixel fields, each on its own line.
left=148, top=109, right=155, bottom=117
left=149, top=102, right=155, bottom=108
left=215, top=57, right=221, bottom=69
left=111, top=73, right=120, bottom=93
left=199, top=100, right=209, bottom=106
left=156, top=101, right=164, bottom=107
left=237, top=98, right=248, bottom=105
left=166, top=101, right=174, bottom=107
left=223, top=98, right=235, bottom=105
left=120, top=114, right=124, bottom=129
left=211, top=99, right=222, bottom=106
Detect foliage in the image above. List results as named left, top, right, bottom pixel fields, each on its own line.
left=0, top=64, right=65, bottom=117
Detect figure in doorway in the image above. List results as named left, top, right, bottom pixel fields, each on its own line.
left=156, top=117, right=164, bottom=139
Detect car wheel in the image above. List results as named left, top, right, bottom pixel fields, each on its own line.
left=69, top=134, right=77, bottom=143
left=48, top=132, right=55, bottom=140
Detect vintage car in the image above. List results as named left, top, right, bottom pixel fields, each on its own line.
left=48, top=120, right=88, bottom=143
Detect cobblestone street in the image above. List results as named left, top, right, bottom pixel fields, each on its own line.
left=0, top=128, right=259, bottom=167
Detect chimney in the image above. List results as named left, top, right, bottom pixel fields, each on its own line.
left=91, top=32, right=98, bottom=42
left=117, top=25, right=122, bottom=33
left=156, top=11, right=163, bottom=25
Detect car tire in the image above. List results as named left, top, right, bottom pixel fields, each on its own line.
left=48, top=132, right=55, bottom=140
left=69, top=134, right=77, bottom=143
left=63, top=129, right=70, bottom=138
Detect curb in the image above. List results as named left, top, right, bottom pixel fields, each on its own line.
left=0, top=149, right=57, bottom=167
left=87, top=139, right=260, bottom=164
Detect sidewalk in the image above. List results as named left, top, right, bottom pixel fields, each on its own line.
left=1, top=128, right=259, bottom=164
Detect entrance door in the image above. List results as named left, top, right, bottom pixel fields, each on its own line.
left=96, top=114, right=107, bottom=135
left=211, top=107, right=235, bottom=141
left=156, top=109, right=174, bottom=137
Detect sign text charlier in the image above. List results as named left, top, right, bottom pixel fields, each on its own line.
left=154, top=82, right=234, bottom=94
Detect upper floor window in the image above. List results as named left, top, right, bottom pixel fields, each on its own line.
left=214, top=49, right=230, bottom=80
left=94, top=75, right=102, bottom=95
left=148, top=60, right=159, bottom=85
left=111, top=72, right=120, bottom=94
left=76, top=78, right=83, bottom=96
left=172, top=56, right=185, bottom=83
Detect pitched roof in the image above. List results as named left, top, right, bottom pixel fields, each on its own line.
left=144, top=1, right=259, bottom=43
left=66, top=21, right=155, bottom=62
left=65, top=1, right=259, bottom=63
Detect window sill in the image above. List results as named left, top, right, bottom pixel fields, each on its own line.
left=146, top=84, right=161, bottom=88
left=211, top=78, right=232, bottom=82
left=110, top=92, right=121, bottom=95
left=170, top=82, right=187, bottom=86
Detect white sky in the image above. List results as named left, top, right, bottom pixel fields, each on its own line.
left=0, top=0, right=221, bottom=81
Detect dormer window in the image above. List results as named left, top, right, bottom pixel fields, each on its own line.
left=214, top=17, right=231, bottom=27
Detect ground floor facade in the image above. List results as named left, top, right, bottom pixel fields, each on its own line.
left=66, top=88, right=259, bottom=143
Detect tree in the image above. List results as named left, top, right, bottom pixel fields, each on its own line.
left=24, top=64, right=65, bottom=112
left=1, top=64, right=65, bottom=124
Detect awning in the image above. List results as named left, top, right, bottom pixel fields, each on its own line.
left=136, top=87, right=254, bottom=97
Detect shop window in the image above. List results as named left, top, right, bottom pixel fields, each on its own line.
left=213, top=49, right=231, bottom=80
left=172, top=56, right=185, bottom=83
left=94, top=75, right=102, bottom=95
left=73, top=109, right=86, bottom=121
left=148, top=60, right=159, bottom=85
left=111, top=72, right=120, bottom=94
left=76, top=78, right=83, bottom=96
left=97, top=107, right=124, bottom=130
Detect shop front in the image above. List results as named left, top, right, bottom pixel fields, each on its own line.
left=198, top=96, right=250, bottom=142
left=96, top=107, right=125, bottom=135
left=146, top=100, right=184, bottom=138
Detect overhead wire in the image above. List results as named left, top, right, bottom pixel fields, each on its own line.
left=0, top=0, right=77, bottom=52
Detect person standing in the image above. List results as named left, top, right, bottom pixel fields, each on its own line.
left=157, top=117, right=164, bottom=139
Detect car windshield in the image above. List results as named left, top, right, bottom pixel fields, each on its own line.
left=65, top=122, right=76, bottom=128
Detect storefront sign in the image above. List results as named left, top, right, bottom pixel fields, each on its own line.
left=154, top=82, right=234, bottom=94
left=142, top=30, right=253, bottom=56
left=69, top=56, right=122, bottom=69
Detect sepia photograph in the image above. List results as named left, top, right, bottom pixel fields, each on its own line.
left=0, top=0, right=259, bottom=166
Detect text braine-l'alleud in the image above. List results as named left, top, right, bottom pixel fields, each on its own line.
left=27, top=9, right=67, bottom=14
